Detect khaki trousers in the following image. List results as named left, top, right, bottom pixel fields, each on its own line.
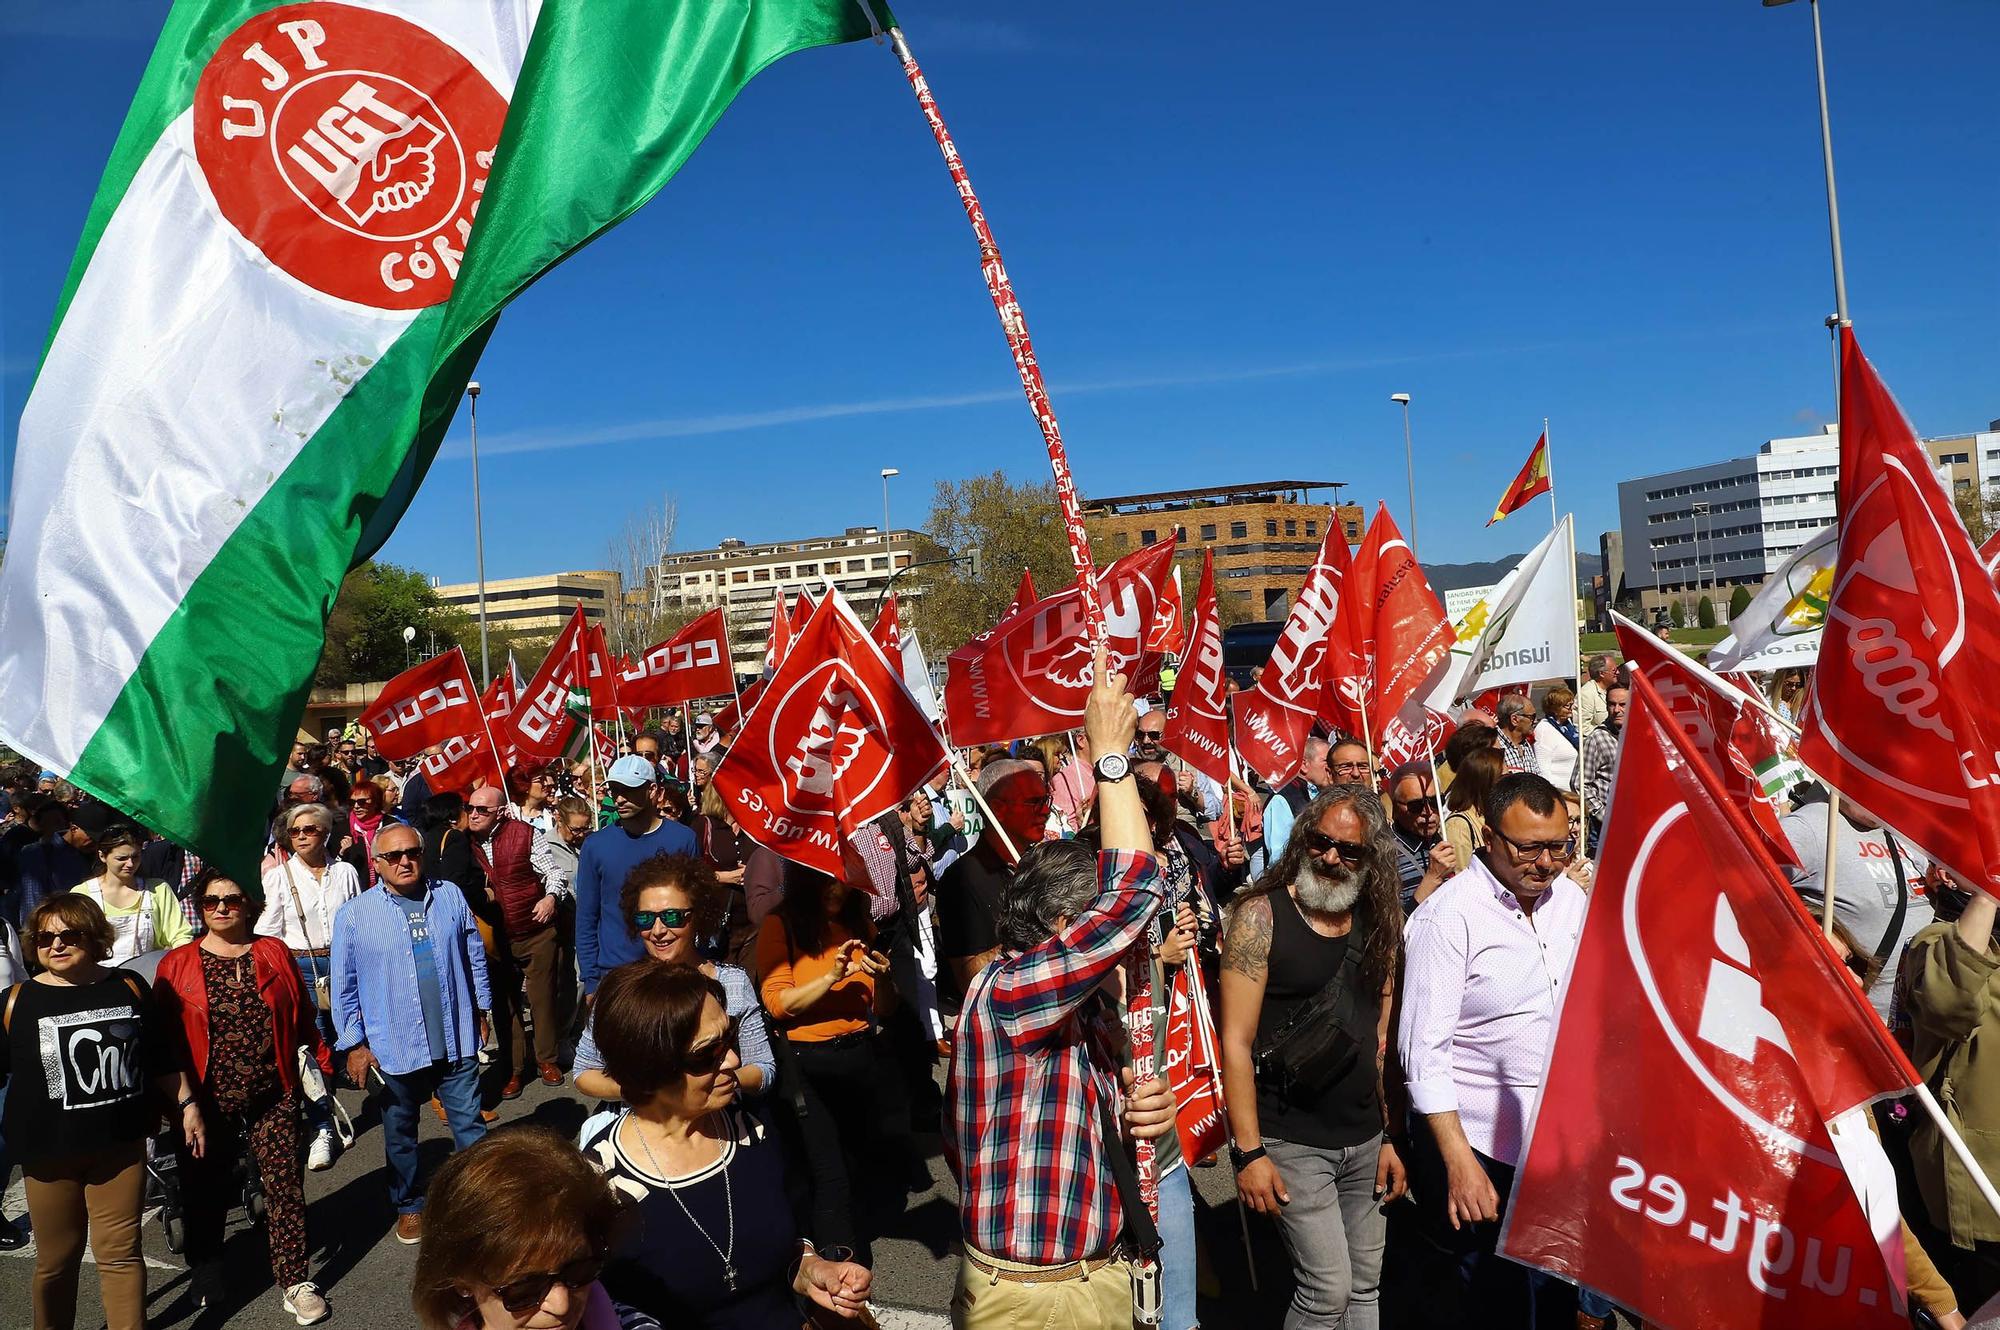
left=24, top=1141, right=147, bottom=1330
left=951, top=1243, right=1135, bottom=1330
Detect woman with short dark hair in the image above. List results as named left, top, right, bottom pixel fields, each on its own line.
left=5, top=894, right=201, bottom=1330
left=413, top=1127, right=626, bottom=1330
left=580, top=963, right=872, bottom=1327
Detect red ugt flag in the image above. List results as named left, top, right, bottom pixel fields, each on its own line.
left=1145, top=564, right=1187, bottom=657
left=714, top=590, right=948, bottom=876
left=1501, top=670, right=1919, bottom=1330
left=507, top=605, right=587, bottom=763
left=620, top=609, right=736, bottom=708
left=1162, top=550, right=1230, bottom=786
left=763, top=596, right=795, bottom=676
left=1798, top=328, right=2000, bottom=897
left=872, top=594, right=903, bottom=658
left=360, top=649, right=486, bottom=761
left=1234, top=520, right=1348, bottom=786
left=944, top=538, right=1177, bottom=748
left=1615, top=613, right=1798, bottom=868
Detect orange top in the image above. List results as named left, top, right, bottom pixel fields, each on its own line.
left=755, top=913, right=876, bottom=1042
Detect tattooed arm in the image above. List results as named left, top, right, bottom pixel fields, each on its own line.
left=1219, top=891, right=1290, bottom=1211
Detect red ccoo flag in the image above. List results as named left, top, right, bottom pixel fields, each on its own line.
left=507, top=605, right=587, bottom=763
left=1501, top=668, right=1919, bottom=1329
left=1234, top=520, right=1348, bottom=786
left=360, top=649, right=488, bottom=762
left=479, top=671, right=520, bottom=775
left=714, top=589, right=947, bottom=876
left=1162, top=551, right=1230, bottom=786
left=414, top=732, right=507, bottom=796
left=1798, top=328, right=2000, bottom=897
left=1614, top=613, right=1798, bottom=868
left=1487, top=431, right=1551, bottom=526
left=619, top=609, right=735, bottom=709
left=944, top=539, right=1178, bottom=748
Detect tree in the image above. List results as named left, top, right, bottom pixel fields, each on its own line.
left=1953, top=482, right=2000, bottom=547
left=1669, top=600, right=1686, bottom=629
left=605, top=492, right=691, bottom=656
left=909, top=471, right=1077, bottom=653
left=1729, top=585, right=1752, bottom=620
left=1696, top=595, right=1715, bottom=629
left=318, top=561, right=473, bottom=687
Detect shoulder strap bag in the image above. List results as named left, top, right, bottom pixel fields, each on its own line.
left=282, top=859, right=333, bottom=1012
left=1251, top=914, right=1370, bottom=1101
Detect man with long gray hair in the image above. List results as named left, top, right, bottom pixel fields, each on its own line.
left=1219, top=785, right=1407, bottom=1329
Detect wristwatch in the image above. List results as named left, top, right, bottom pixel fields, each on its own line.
left=1094, top=752, right=1132, bottom=784
left=1229, top=1143, right=1266, bottom=1170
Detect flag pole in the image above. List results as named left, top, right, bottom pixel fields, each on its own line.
left=877, top=22, right=1105, bottom=639
left=1820, top=789, right=1842, bottom=937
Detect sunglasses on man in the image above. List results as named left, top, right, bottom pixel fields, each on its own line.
left=373, top=847, right=423, bottom=866
left=1303, top=830, right=1369, bottom=864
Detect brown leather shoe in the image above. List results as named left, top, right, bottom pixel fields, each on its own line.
left=395, top=1212, right=422, bottom=1245
left=500, top=1074, right=524, bottom=1100
left=538, top=1061, right=564, bottom=1086
left=479, top=1106, right=500, bottom=1125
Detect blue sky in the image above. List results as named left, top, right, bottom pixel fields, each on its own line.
left=5, top=1, right=1997, bottom=584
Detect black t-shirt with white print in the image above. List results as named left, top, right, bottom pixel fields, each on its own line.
left=3, top=971, right=166, bottom=1168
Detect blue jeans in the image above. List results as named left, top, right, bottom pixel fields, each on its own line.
left=293, top=954, right=335, bottom=1133
left=377, top=1058, right=486, bottom=1213
left=1156, top=1163, right=1197, bottom=1330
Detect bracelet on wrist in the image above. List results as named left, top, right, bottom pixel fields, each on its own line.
left=177, top=1094, right=198, bottom=1110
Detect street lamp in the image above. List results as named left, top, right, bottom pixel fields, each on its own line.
left=880, top=468, right=900, bottom=589
left=466, top=380, right=491, bottom=689
left=1690, top=501, right=1711, bottom=613
left=402, top=624, right=416, bottom=669
left=1763, top=0, right=1850, bottom=330
left=1390, top=394, right=1418, bottom=558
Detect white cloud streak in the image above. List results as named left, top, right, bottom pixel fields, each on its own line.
left=438, top=348, right=1492, bottom=462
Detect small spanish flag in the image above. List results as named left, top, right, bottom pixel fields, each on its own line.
left=1487, top=431, right=1552, bottom=526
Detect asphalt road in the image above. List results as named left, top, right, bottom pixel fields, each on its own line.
left=0, top=1071, right=1622, bottom=1329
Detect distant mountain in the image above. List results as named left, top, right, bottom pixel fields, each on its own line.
left=1426, top=551, right=1602, bottom=593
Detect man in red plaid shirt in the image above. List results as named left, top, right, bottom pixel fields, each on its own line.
left=944, top=645, right=1179, bottom=1328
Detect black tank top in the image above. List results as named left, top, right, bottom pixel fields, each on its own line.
left=1252, top=886, right=1383, bottom=1150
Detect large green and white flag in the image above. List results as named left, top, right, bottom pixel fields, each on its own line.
left=0, top=0, right=883, bottom=870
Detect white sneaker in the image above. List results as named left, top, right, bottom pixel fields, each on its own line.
left=306, top=1127, right=337, bottom=1172
left=283, top=1281, right=330, bottom=1325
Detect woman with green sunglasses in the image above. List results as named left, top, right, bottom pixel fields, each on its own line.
left=571, top=853, right=772, bottom=1102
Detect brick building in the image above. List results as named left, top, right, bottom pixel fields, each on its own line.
left=1082, top=482, right=1363, bottom=621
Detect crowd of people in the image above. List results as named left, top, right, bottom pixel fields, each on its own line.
left=0, top=648, right=1988, bottom=1330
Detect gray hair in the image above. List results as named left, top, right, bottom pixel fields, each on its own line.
left=1239, top=783, right=1403, bottom=994
left=995, top=839, right=1099, bottom=953
left=1588, top=653, right=1613, bottom=681
left=280, top=802, right=336, bottom=836
left=1496, top=695, right=1533, bottom=727
left=977, top=758, right=1044, bottom=800
left=1301, top=735, right=1329, bottom=763
left=288, top=773, right=327, bottom=800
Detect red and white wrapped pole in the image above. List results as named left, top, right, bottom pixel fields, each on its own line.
left=882, top=25, right=1105, bottom=639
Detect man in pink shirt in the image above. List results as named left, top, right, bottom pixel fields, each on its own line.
left=1398, top=771, right=1587, bottom=1329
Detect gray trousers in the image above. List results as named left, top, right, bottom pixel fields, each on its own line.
left=1264, top=1132, right=1388, bottom=1330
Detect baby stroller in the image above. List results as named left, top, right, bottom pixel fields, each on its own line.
left=146, top=1121, right=265, bottom=1256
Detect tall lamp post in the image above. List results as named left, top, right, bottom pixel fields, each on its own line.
left=402, top=624, right=416, bottom=670
left=1390, top=394, right=1419, bottom=558
left=880, top=467, right=900, bottom=593
left=1764, top=0, right=1851, bottom=331
left=466, top=381, right=491, bottom=689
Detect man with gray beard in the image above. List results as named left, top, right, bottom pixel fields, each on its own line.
left=1218, top=786, right=1407, bottom=1329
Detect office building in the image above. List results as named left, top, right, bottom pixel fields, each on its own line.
left=432, top=569, right=623, bottom=638
left=657, top=526, right=939, bottom=674
left=1081, top=482, right=1365, bottom=621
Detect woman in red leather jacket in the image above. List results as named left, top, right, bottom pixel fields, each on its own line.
left=153, top=869, right=334, bottom=1325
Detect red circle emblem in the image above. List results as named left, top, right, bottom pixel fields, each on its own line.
left=194, top=4, right=506, bottom=310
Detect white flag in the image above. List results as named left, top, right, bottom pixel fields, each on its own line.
left=1442, top=516, right=1579, bottom=697
left=1707, top=524, right=1836, bottom=672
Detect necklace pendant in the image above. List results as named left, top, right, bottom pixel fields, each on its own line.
left=723, top=1264, right=736, bottom=1293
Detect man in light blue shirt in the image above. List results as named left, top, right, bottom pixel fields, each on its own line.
left=331, top=823, right=491, bottom=1243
